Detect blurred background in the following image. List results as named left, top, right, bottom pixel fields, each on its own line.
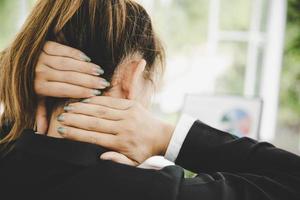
left=0, top=0, right=299, bottom=155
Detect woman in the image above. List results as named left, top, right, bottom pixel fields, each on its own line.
left=0, top=0, right=299, bottom=200
left=0, top=0, right=164, bottom=143
left=0, top=0, right=169, bottom=198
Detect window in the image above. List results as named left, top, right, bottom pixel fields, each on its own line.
left=139, top=0, right=287, bottom=143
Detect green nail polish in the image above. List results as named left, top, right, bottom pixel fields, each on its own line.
left=96, top=68, right=104, bottom=75
left=57, top=114, right=64, bottom=122
left=93, top=90, right=101, bottom=96
left=80, top=53, right=91, bottom=62
left=64, top=106, right=73, bottom=112
left=101, top=79, right=110, bottom=87
left=57, top=127, right=66, bottom=135
left=81, top=99, right=91, bottom=103
left=93, top=66, right=104, bottom=76
left=104, top=81, right=110, bottom=87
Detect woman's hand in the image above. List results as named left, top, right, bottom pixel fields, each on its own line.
left=34, top=41, right=110, bottom=133
left=56, top=96, right=175, bottom=165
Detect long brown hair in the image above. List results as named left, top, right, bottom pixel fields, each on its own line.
left=0, top=0, right=165, bottom=145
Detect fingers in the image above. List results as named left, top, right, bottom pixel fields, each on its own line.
left=35, top=81, right=100, bottom=98
left=82, top=96, right=134, bottom=110
left=39, top=52, right=104, bottom=76
left=57, top=126, right=117, bottom=150
left=100, top=152, right=137, bottom=166
left=35, top=98, right=48, bottom=134
left=65, top=102, right=124, bottom=120
left=43, top=41, right=91, bottom=62
left=37, top=42, right=109, bottom=98
left=58, top=113, right=120, bottom=134
left=41, top=65, right=109, bottom=89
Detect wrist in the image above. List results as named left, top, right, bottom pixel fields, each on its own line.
left=158, top=121, right=175, bottom=156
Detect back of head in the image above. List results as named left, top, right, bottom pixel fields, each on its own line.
left=0, top=0, right=164, bottom=144
left=51, top=0, right=164, bottom=80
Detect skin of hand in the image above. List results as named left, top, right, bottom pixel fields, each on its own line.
left=34, top=41, right=110, bottom=133
left=34, top=42, right=174, bottom=166
left=56, top=96, right=175, bottom=166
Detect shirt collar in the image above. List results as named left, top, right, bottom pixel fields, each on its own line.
left=15, top=129, right=108, bottom=167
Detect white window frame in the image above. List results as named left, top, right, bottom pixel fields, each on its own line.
left=141, top=0, right=287, bottom=141
left=207, top=0, right=286, bottom=141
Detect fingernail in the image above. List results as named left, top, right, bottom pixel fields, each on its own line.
left=81, top=98, right=91, bottom=103
left=93, top=89, right=102, bottom=96
left=93, top=67, right=104, bottom=76
left=80, top=53, right=91, bottom=62
left=64, top=106, right=73, bottom=112
left=57, top=127, right=66, bottom=135
left=102, top=79, right=110, bottom=87
left=100, top=79, right=110, bottom=88
left=57, top=114, right=65, bottom=122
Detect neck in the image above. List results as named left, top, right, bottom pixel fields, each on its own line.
left=47, top=108, right=64, bottom=138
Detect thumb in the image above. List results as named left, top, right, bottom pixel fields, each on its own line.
left=100, top=151, right=138, bottom=166
left=35, top=98, right=48, bottom=134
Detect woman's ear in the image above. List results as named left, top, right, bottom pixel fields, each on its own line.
left=121, top=59, right=147, bottom=100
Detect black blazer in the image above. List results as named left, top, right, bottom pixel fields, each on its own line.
left=0, top=121, right=299, bottom=200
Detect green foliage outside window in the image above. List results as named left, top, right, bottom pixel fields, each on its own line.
left=279, top=0, right=300, bottom=132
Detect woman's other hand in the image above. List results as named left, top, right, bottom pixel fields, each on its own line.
left=35, top=41, right=110, bottom=134
left=56, top=96, right=175, bottom=165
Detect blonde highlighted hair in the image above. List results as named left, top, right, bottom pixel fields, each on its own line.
left=0, top=0, right=165, bottom=145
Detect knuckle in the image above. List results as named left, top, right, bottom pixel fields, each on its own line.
left=89, top=134, right=98, bottom=145
left=124, top=121, right=135, bottom=133
left=34, top=81, right=45, bottom=94
left=70, top=49, right=81, bottom=57
left=58, top=57, right=67, bottom=66
left=43, top=41, right=52, bottom=52
left=87, top=119, right=99, bottom=130
left=114, top=138, right=123, bottom=148
left=125, top=136, right=136, bottom=148
left=35, top=64, right=46, bottom=75
left=96, top=108, right=106, bottom=117
left=110, top=121, right=121, bottom=133
left=95, top=119, right=102, bottom=128
left=118, top=139, right=129, bottom=151
left=43, top=41, right=56, bottom=53
left=123, top=140, right=131, bottom=150
left=63, top=73, right=74, bottom=82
